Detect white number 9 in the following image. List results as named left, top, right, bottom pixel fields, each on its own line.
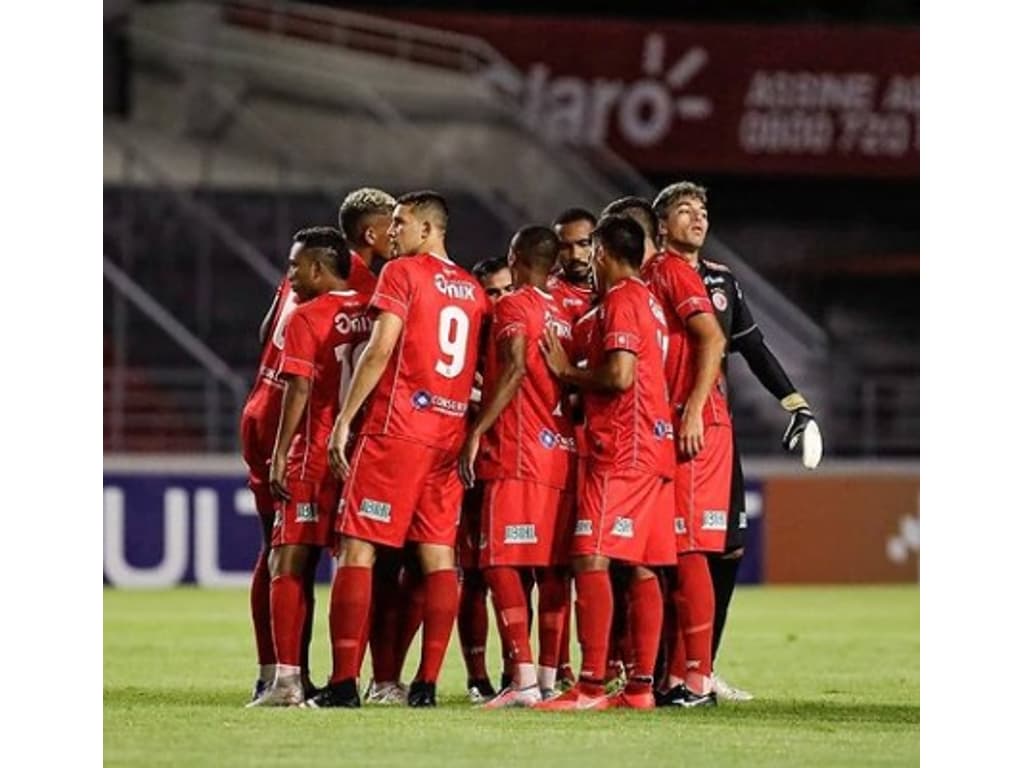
left=435, top=306, right=470, bottom=378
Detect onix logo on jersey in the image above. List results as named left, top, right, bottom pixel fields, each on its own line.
left=434, top=275, right=477, bottom=301
left=544, top=310, right=573, bottom=339
left=334, top=312, right=373, bottom=335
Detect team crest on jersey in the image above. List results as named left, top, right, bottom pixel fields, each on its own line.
left=504, top=524, right=538, bottom=544
left=434, top=274, right=477, bottom=301
left=674, top=517, right=687, bottom=535
left=702, top=510, right=728, bottom=531
left=711, top=290, right=728, bottom=312
left=653, top=419, right=673, bottom=439
left=612, top=517, right=634, bottom=538
left=358, top=498, right=392, bottom=523
left=574, top=520, right=593, bottom=536
left=295, top=502, right=318, bottom=523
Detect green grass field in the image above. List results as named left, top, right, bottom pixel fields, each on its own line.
left=104, top=585, right=918, bottom=767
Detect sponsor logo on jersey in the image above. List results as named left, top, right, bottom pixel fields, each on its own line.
left=612, top=517, right=634, bottom=538
left=574, top=519, right=593, bottom=536
left=434, top=274, right=478, bottom=301
left=538, top=429, right=576, bottom=452
left=504, top=524, right=538, bottom=544
left=358, top=498, right=392, bottom=523
left=295, top=502, right=318, bottom=523
left=411, top=390, right=432, bottom=410
left=674, top=517, right=687, bottom=535
left=334, top=312, right=372, bottom=335
left=539, top=428, right=558, bottom=449
left=653, top=419, right=673, bottom=439
left=410, top=389, right=467, bottom=416
left=711, top=290, right=728, bottom=312
left=544, top=310, right=573, bottom=339
left=702, top=510, right=728, bottom=531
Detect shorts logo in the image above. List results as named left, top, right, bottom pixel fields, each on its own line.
left=504, top=524, right=538, bottom=544
left=702, top=510, right=728, bottom=531
left=612, top=517, right=634, bottom=538
left=674, top=517, right=687, bottom=535
left=653, top=419, right=672, bottom=439
left=738, top=510, right=747, bottom=530
left=539, top=429, right=557, bottom=449
left=574, top=520, right=593, bottom=536
left=712, top=290, right=728, bottom=312
left=358, top=498, right=392, bottom=523
left=411, top=390, right=432, bottom=410
left=295, top=502, right=318, bottom=523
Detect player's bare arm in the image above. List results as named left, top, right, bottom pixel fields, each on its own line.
left=678, top=312, right=726, bottom=458
left=541, top=326, right=635, bottom=393
left=458, top=333, right=527, bottom=488
left=269, top=374, right=311, bottom=502
left=327, top=310, right=404, bottom=480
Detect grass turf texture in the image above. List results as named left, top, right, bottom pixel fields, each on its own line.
left=105, top=585, right=918, bottom=767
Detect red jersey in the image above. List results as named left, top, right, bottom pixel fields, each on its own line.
left=569, top=306, right=600, bottom=459
left=348, top=253, right=378, bottom=296
left=580, top=276, right=675, bottom=478
left=278, top=289, right=373, bottom=479
left=241, top=277, right=298, bottom=425
left=641, top=250, right=731, bottom=427
left=359, top=253, right=490, bottom=453
left=547, top=275, right=594, bottom=322
left=477, top=286, right=575, bottom=489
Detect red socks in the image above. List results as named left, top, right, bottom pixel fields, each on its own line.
left=414, top=569, right=460, bottom=684
left=250, top=550, right=275, bottom=665
left=328, top=565, right=372, bottom=683
left=574, top=569, right=613, bottom=694
left=537, top=569, right=569, bottom=669
left=627, top=575, right=663, bottom=688
left=269, top=572, right=307, bottom=667
left=458, top=570, right=491, bottom=679
left=485, top=567, right=533, bottom=665
left=671, top=553, right=715, bottom=693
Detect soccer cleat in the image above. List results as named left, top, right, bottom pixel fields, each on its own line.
left=407, top=681, right=437, bottom=707
left=556, top=664, right=576, bottom=691
left=467, top=678, right=497, bottom=704
left=365, top=680, right=408, bottom=705
left=250, top=678, right=270, bottom=703
left=607, top=688, right=656, bottom=710
left=533, top=684, right=610, bottom=711
left=654, top=684, right=717, bottom=708
left=302, top=679, right=360, bottom=708
left=500, top=672, right=513, bottom=691
left=711, top=674, right=754, bottom=702
left=246, top=677, right=305, bottom=708
left=540, top=687, right=559, bottom=701
left=480, top=685, right=541, bottom=709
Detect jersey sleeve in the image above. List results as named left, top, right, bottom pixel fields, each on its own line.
left=279, top=311, right=317, bottom=379
left=602, top=291, right=641, bottom=354
left=665, top=260, right=713, bottom=322
left=370, top=259, right=413, bottom=321
left=494, top=293, right=529, bottom=342
left=729, top=276, right=758, bottom=343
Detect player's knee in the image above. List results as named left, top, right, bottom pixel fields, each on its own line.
left=337, top=537, right=376, bottom=568
left=417, top=543, right=455, bottom=573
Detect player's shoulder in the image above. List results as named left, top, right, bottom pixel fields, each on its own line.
left=700, top=258, right=733, bottom=274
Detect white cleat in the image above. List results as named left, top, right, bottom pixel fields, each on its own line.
left=711, top=674, right=754, bottom=702
left=245, top=678, right=305, bottom=708
left=364, top=680, right=408, bottom=705
left=479, top=685, right=542, bottom=709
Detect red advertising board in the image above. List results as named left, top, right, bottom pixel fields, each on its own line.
left=377, top=12, right=919, bottom=178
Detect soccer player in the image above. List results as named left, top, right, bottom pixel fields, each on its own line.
left=549, top=207, right=597, bottom=321
left=248, top=227, right=372, bottom=707
left=457, top=226, right=575, bottom=707
left=536, top=215, right=677, bottom=711
left=240, top=188, right=394, bottom=700
left=307, top=191, right=489, bottom=708
left=653, top=181, right=822, bottom=701
left=643, top=183, right=730, bottom=708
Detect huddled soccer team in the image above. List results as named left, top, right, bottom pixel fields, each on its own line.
left=240, top=182, right=821, bottom=710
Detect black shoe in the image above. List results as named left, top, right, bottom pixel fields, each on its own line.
left=302, top=679, right=322, bottom=701
left=302, top=679, right=360, bottom=708
left=251, top=678, right=270, bottom=703
left=500, top=672, right=513, bottom=691
left=655, top=684, right=717, bottom=708
left=467, top=677, right=496, bottom=701
left=407, top=681, right=437, bottom=707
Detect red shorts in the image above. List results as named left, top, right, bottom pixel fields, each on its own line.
left=572, top=468, right=675, bottom=566
left=457, top=482, right=484, bottom=571
left=271, top=473, right=340, bottom=548
left=240, top=395, right=281, bottom=518
left=478, top=478, right=571, bottom=568
left=674, top=424, right=734, bottom=553
left=338, top=434, right=464, bottom=549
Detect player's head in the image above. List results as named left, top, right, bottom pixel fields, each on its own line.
left=471, top=257, right=514, bottom=305
left=552, top=207, right=597, bottom=284
left=338, top=187, right=396, bottom=261
left=591, top=214, right=645, bottom=292
left=288, top=226, right=351, bottom=301
left=653, top=181, right=709, bottom=254
left=601, top=196, right=657, bottom=248
left=389, top=190, right=449, bottom=257
left=508, top=225, right=559, bottom=287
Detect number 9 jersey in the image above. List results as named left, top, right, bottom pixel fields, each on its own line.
left=358, top=253, right=490, bottom=453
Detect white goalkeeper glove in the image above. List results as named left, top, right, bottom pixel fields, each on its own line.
left=781, top=393, right=822, bottom=469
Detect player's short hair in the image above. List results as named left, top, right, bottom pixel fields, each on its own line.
left=471, top=257, right=510, bottom=283
left=395, top=190, right=449, bottom=232
left=338, top=187, right=396, bottom=244
left=652, top=181, right=708, bottom=221
left=511, top=225, right=559, bottom=273
left=592, top=215, right=645, bottom=270
left=601, top=196, right=657, bottom=242
left=293, top=226, right=351, bottom=279
left=552, top=207, right=597, bottom=229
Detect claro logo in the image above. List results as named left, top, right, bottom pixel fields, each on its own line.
left=490, top=34, right=712, bottom=147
